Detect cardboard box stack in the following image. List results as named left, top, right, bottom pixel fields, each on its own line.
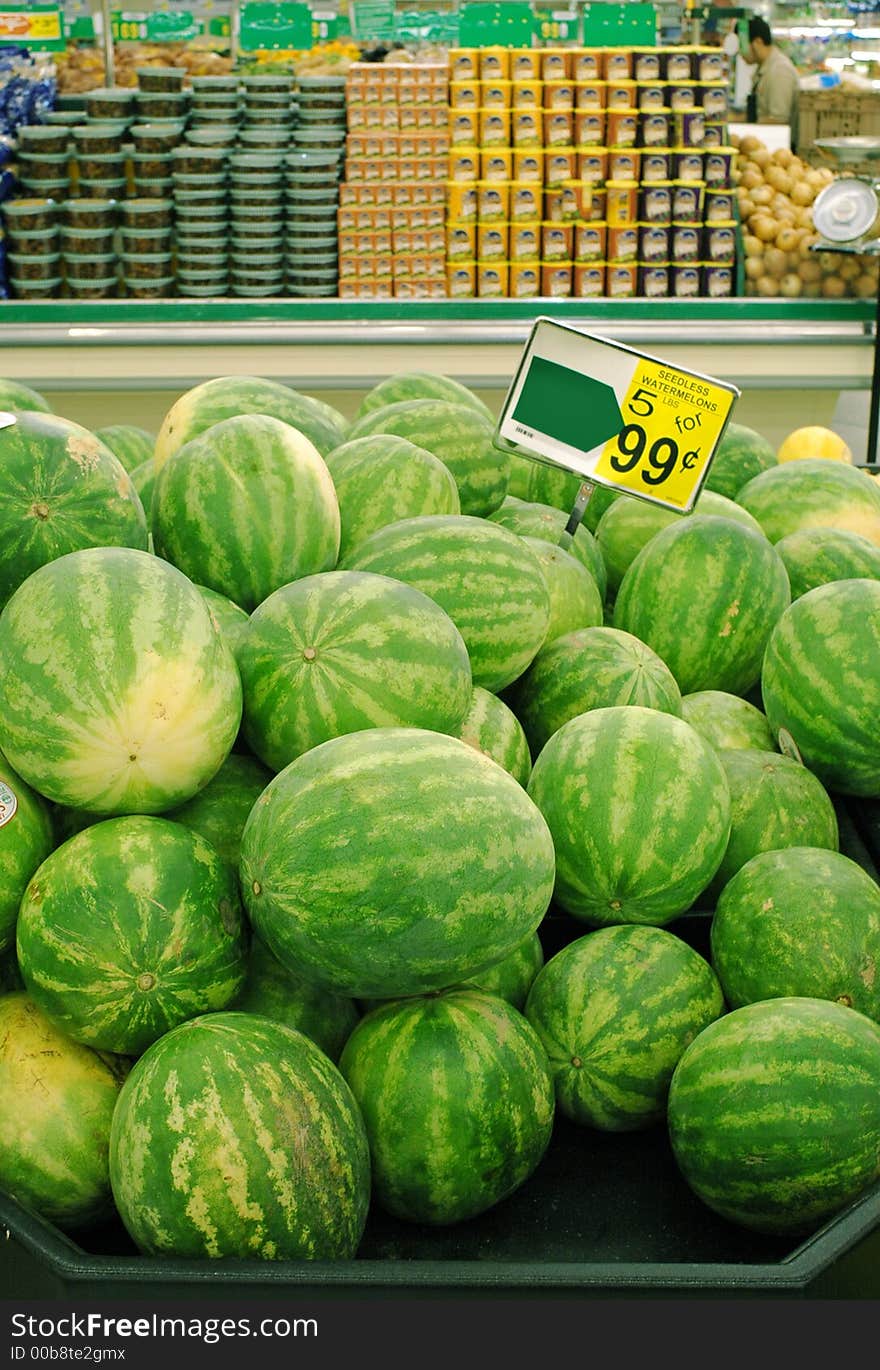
left=444, top=44, right=736, bottom=300
left=339, top=61, right=449, bottom=299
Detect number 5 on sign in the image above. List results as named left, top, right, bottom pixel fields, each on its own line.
left=494, top=318, right=739, bottom=512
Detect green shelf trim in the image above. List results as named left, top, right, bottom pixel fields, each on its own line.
left=0, top=299, right=874, bottom=327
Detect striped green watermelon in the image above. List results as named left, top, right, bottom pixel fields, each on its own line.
left=454, top=685, right=531, bottom=787
left=240, top=728, right=555, bottom=999
left=0, top=410, right=149, bottom=610
left=614, top=516, right=791, bottom=696
left=527, top=706, right=730, bottom=926
left=342, top=515, right=550, bottom=693
left=152, top=414, right=341, bottom=612
left=0, top=750, right=53, bottom=954
left=17, top=816, right=248, bottom=1056
left=325, top=434, right=460, bottom=562
left=339, top=989, right=553, bottom=1224
left=163, top=752, right=272, bottom=869
left=356, top=370, right=494, bottom=423
left=737, top=459, right=880, bottom=547
left=680, top=690, right=775, bottom=753
left=231, top=934, right=359, bottom=1063
left=511, top=626, right=682, bottom=757
left=109, top=1011, right=370, bottom=1258
left=130, top=458, right=155, bottom=521
left=196, top=584, right=250, bottom=655
left=707, top=749, right=839, bottom=899
left=704, top=421, right=777, bottom=500
left=236, top=570, right=472, bottom=771
left=0, top=947, right=22, bottom=991
left=345, top=400, right=509, bottom=517
left=711, top=847, right=880, bottom=1018
left=595, top=489, right=764, bottom=598
left=488, top=497, right=607, bottom=600
left=463, top=931, right=543, bottom=1010
left=525, top=925, right=723, bottom=1131
left=0, top=379, right=51, bottom=413
left=522, top=536, right=604, bottom=644
left=94, top=424, right=155, bottom=473
left=775, top=526, right=880, bottom=600
left=0, top=993, right=127, bottom=1229
left=667, top=996, right=880, bottom=1234
left=761, top=578, right=880, bottom=796
left=507, top=456, right=620, bottom=532
left=154, top=375, right=348, bottom=469
left=0, top=547, right=242, bottom=814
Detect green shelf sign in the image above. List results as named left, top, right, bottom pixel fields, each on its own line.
left=533, top=8, right=579, bottom=43
left=0, top=4, right=65, bottom=51
left=459, top=2, right=535, bottom=47
left=239, top=1, right=313, bottom=49
left=582, top=2, right=656, bottom=45
left=350, top=0, right=396, bottom=42
left=111, top=10, right=203, bottom=43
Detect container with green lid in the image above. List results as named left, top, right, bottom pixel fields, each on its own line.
left=136, top=66, right=186, bottom=93
left=10, top=276, right=62, bottom=299
left=130, top=122, right=186, bottom=153
left=20, top=176, right=69, bottom=197
left=172, top=187, right=228, bottom=207
left=288, top=280, right=337, bottom=297
left=229, top=185, right=284, bottom=204
left=190, top=75, right=240, bottom=92
left=17, top=126, right=70, bottom=155
left=185, top=126, right=238, bottom=148
left=61, top=198, right=116, bottom=229
left=176, top=260, right=228, bottom=278
left=286, top=234, right=337, bottom=253
left=176, top=231, right=229, bottom=250
left=72, top=124, right=129, bottom=155
left=45, top=111, right=81, bottom=126
left=120, top=198, right=173, bottom=227
left=133, top=177, right=173, bottom=198
left=177, top=279, right=228, bottom=296
left=174, top=204, right=230, bottom=223
left=231, top=281, right=284, bottom=297
left=7, top=252, right=61, bottom=282
left=135, top=92, right=190, bottom=121
left=18, top=150, right=70, bottom=177
left=121, top=252, right=174, bottom=281
left=86, top=88, right=136, bottom=119
left=78, top=153, right=127, bottom=181
left=5, top=225, right=60, bottom=252
left=237, top=127, right=292, bottom=150
left=62, top=251, right=118, bottom=281
left=171, top=145, right=229, bottom=176
left=171, top=171, right=228, bottom=190
left=231, top=219, right=284, bottom=239
left=78, top=177, right=127, bottom=197
left=66, top=274, right=118, bottom=298
left=231, top=249, right=283, bottom=267
left=60, top=225, right=115, bottom=253
left=292, top=127, right=346, bottom=150
left=124, top=274, right=176, bottom=298
left=120, top=226, right=173, bottom=253
left=242, top=74, right=294, bottom=92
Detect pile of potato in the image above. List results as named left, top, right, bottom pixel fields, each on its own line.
left=734, top=134, right=880, bottom=299
left=56, top=41, right=232, bottom=93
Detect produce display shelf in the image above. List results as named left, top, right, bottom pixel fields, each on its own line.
left=3, top=800, right=880, bottom=1302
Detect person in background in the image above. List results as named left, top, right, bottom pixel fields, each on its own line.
left=746, top=16, right=800, bottom=150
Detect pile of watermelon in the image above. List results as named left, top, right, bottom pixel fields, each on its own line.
left=2, top=373, right=880, bottom=1265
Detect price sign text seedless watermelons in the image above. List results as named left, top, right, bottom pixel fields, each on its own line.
left=495, top=319, right=740, bottom=513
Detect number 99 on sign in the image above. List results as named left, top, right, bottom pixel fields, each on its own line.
left=608, top=423, right=699, bottom=487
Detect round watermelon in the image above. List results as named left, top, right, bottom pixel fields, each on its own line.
left=761, top=578, right=880, bottom=796
left=668, top=997, right=880, bottom=1234
left=512, top=626, right=682, bottom=757
left=525, top=925, right=723, bottom=1131
left=154, top=376, right=348, bottom=469
left=196, top=584, right=250, bottom=655
left=704, top=421, right=777, bottom=500
left=345, top=400, right=509, bottom=517
left=110, top=1011, right=371, bottom=1258
left=775, top=525, right=880, bottom=601
left=737, top=458, right=880, bottom=547
left=0, top=547, right=242, bottom=814
left=94, top=424, right=155, bottom=473
left=17, top=816, right=248, bottom=1055
left=0, top=410, right=149, bottom=610
left=356, top=370, right=494, bottom=423
left=152, top=413, right=341, bottom=612
left=454, top=685, right=532, bottom=787
left=522, top=536, right=604, bottom=644
left=240, top=727, right=555, bottom=999
left=710, top=846, right=880, bottom=1020
left=0, top=993, right=127, bottom=1229
left=0, top=947, right=22, bottom=991
left=595, top=489, right=764, bottom=598
left=339, top=989, right=554, bottom=1224
left=130, top=457, right=156, bottom=522
left=236, top=570, right=472, bottom=771
left=707, top=749, right=839, bottom=899
left=488, top=497, right=607, bottom=600
left=614, top=515, right=791, bottom=696
left=342, top=515, right=551, bottom=693
left=0, top=379, right=51, bottom=413
left=325, top=434, right=460, bottom=562
left=232, top=934, right=359, bottom=1063
left=680, top=690, right=775, bottom=753
left=462, top=930, right=543, bottom=1010
left=527, top=706, right=730, bottom=926
left=163, top=752, right=272, bottom=869
left=0, top=750, right=53, bottom=954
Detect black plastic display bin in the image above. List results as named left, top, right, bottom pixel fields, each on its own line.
left=3, top=800, right=880, bottom=1301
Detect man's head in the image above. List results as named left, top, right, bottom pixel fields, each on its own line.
left=747, top=17, right=773, bottom=65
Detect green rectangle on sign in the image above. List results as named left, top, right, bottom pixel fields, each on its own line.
left=239, top=2, right=313, bottom=50
left=512, top=355, right=624, bottom=453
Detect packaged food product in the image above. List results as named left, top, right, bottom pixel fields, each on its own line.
left=120, top=198, right=173, bottom=229
left=702, top=122, right=726, bottom=150
left=7, top=251, right=60, bottom=281
left=606, top=180, right=639, bottom=225
left=671, top=150, right=705, bottom=183
left=447, top=224, right=477, bottom=259
left=704, top=147, right=733, bottom=188
left=120, top=251, right=173, bottom=281
left=477, top=223, right=508, bottom=259
left=638, top=181, right=673, bottom=225
left=62, top=251, right=117, bottom=281
left=65, top=275, right=117, bottom=299
left=512, top=81, right=542, bottom=109
left=696, top=51, right=726, bottom=82
left=574, top=221, right=606, bottom=261
left=637, top=83, right=667, bottom=111
left=703, top=221, right=737, bottom=263
left=136, top=67, right=186, bottom=94
left=701, top=261, right=733, bottom=297
left=541, top=261, right=572, bottom=296
left=4, top=198, right=59, bottom=232
left=606, top=81, right=637, bottom=110
left=450, top=110, right=479, bottom=145
left=482, top=81, right=512, bottom=109
left=575, top=111, right=605, bottom=146
left=512, top=110, right=542, bottom=147
left=573, top=261, right=605, bottom=296
left=17, top=125, right=70, bottom=156
left=700, top=84, right=729, bottom=118
left=573, top=52, right=601, bottom=81
left=7, top=225, right=60, bottom=255
left=545, top=149, right=577, bottom=186
left=606, top=224, right=638, bottom=262
left=638, top=261, right=670, bottom=297
left=479, top=110, right=510, bottom=146
left=665, top=50, right=694, bottom=81
left=481, top=150, right=513, bottom=182
left=574, top=80, right=605, bottom=109
left=510, top=183, right=542, bottom=222
left=477, top=261, right=508, bottom=296
left=671, top=181, right=704, bottom=223
left=513, top=150, right=544, bottom=183
left=124, top=275, right=174, bottom=299
left=509, top=262, right=540, bottom=296
left=541, top=50, right=570, bottom=80
left=449, top=81, right=479, bottom=109
left=135, top=92, right=189, bottom=121
left=671, top=262, right=701, bottom=297
left=449, top=49, right=478, bottom=80
left=131, top=122, right=187, bottom=153
left=510, top=224, right=540, bottom=261
left=638, top=222, right=670, bottom=261
left=641, top=150, right=672, bottom=182
left=480, top=47, right=510, bottom=80
left=603, top=50, right=632, bottom=80
left=450, top=151, right=480, bottom=182
left=609, top=149, right=640, bottom=181
left=671, top=223, right=701, bottom=261
left=607, top=110, right=638, bottom=148
left=477, top=182, right=509, bottom=220
left=542, top=221, right=573, bottom=260
left=119, top=227, right=173, bottom=254
left=512, top=51, right=541, bottom=79
left=447, top=262, right=476, bottom=296
left=85, top=88, right=136, bottom=121
left=606, top=262, right=637, bottom=297
left=545, top=111, right=574, bottom=146
left=704, top=188, right=735, bottom=221
left=577, top=149, right=609, bottom=185
left=633, top=50, right=662, bottom=82
left=639, top=111, right=671, bottom=148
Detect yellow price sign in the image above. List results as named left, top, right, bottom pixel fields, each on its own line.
left=495, top=319, right=740, bottom=515
left=30, top=13, right=62, bottom=37
left=593, top=357, right=735, bottom=511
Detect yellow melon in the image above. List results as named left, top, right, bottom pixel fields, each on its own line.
left=777, top=426, right=853, bottom=464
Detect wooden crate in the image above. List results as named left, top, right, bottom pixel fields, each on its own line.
left=799, top=88, right=880, bottom=168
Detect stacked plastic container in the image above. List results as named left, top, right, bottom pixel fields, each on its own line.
left=229, top=74, right=296, bottom=297
left=286, top=75, right=345, bottom=297
left=173, top=75, right=235, bottom=298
